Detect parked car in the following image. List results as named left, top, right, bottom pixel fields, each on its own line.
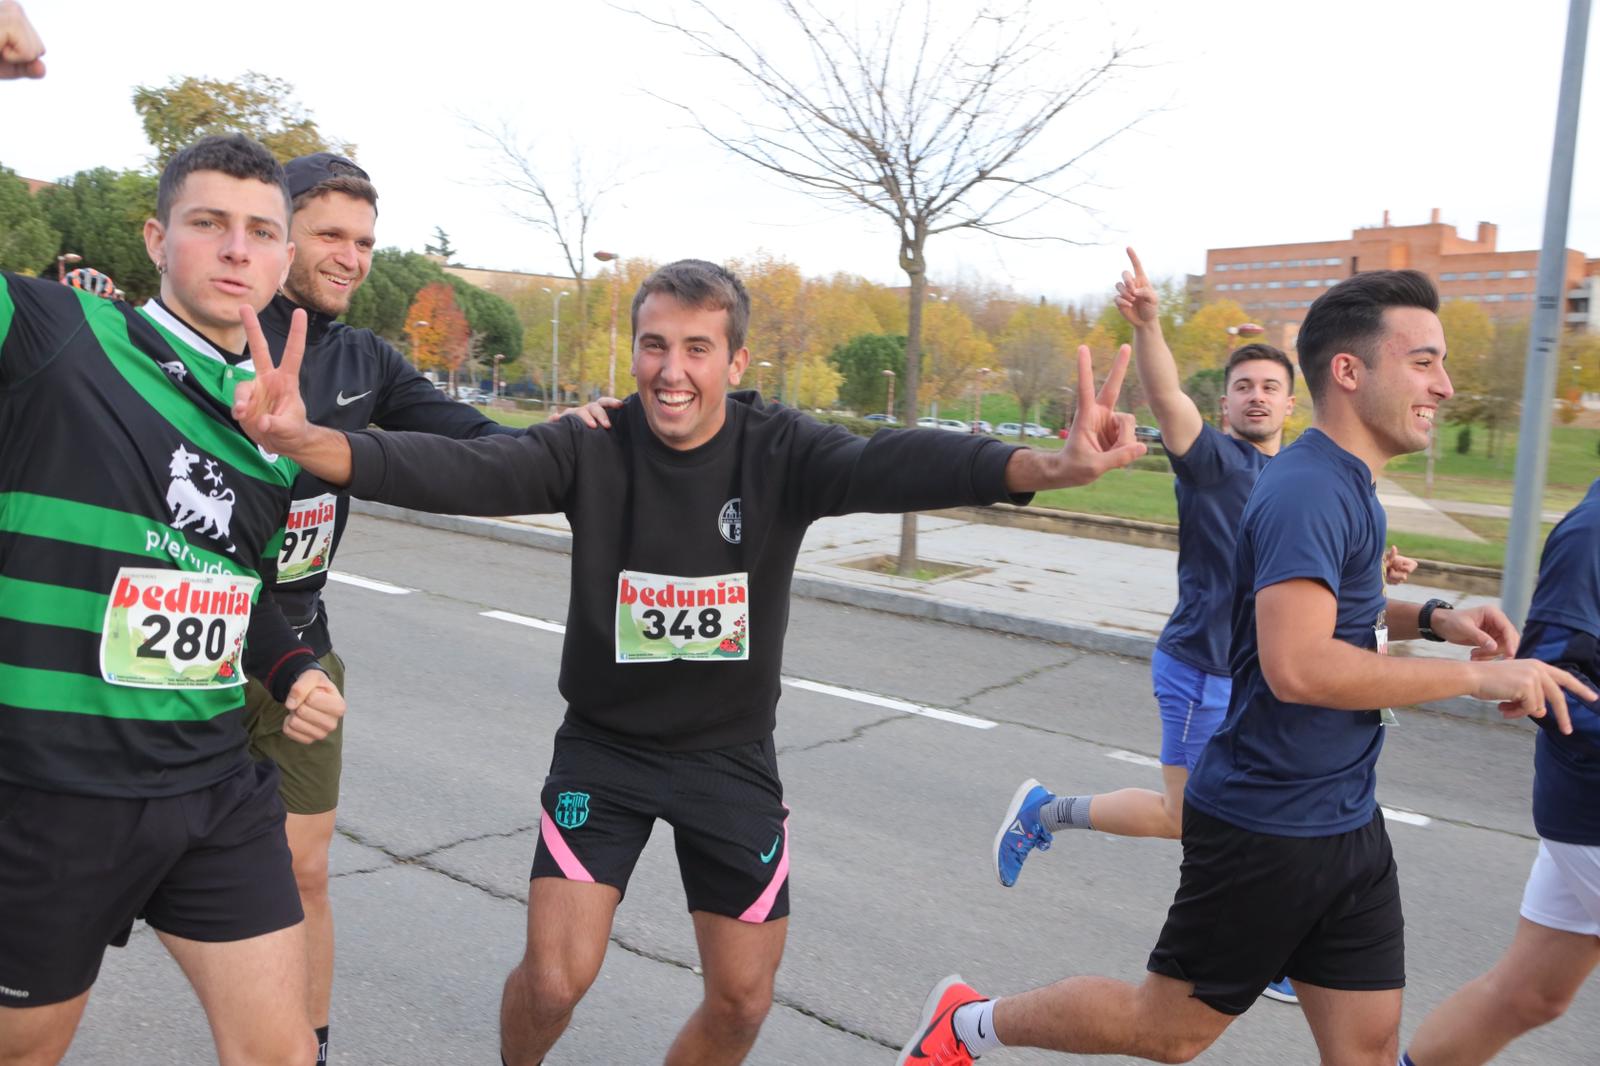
left=971, top=419, right=993, bottom=434
left=916, top=416, right=938, bottom=428
left=456, top=387, right=491, bottom=404
left=863, top=413, right=899, bottom=424
left=996, top=422, right=1024, bottom=437
left=1022, top=422, right=1051, bottom=438
left=935, top=418, right=969, bottom=433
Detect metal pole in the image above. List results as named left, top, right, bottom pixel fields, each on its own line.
left=550, top=291, right=563, bottom=410
left=1503, top=0, right=1590, bottom=626
left=608, top=261, right=620, bottom=398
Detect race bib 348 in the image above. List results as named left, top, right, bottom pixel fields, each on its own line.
left=615, top=570, right=749, bottom=663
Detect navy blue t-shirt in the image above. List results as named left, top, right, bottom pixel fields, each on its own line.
left=1186, top=429, right=1389, bottom=837
left=1157, top=423, right=1272, bottom=676
left=1525, top=478, right=1600, bottom=846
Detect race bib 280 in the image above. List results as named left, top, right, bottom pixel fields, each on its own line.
left=615, top=570, right=749, bottom=663
left=99, top=568, right=257, bottom=689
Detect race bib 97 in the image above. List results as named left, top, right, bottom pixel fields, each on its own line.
left=100, top=568, right=257, bottom=689
left=277, top=494, right=337, bottom=584
left=615, top=570, right=749, bottom=663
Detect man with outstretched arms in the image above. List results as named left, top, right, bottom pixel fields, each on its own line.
left=245, top=151, right=521, bottom=1064
left=0, top=13, right=342, bottom=1061
left=233, top=258, right=1146, bottom=1065
left=894, top=269, right=1596, bottom=1066
left=1402, top=478, right=1600, bottom=1066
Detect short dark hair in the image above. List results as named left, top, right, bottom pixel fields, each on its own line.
left=156, top=134, right=290, bottom=226
left=1296, top=270, right=1439, bottom=399
left=630, top=259, right=750, bottom=357
left=1225, top=343, right=1295, bottom=391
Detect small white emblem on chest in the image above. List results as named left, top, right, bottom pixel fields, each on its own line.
left=718, top=498, right=742, bottom=544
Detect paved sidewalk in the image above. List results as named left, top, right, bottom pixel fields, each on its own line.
left=352, top=500, right=1511, bottom=724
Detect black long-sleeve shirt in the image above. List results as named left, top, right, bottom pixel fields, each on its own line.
left=258, top=294, right=519, bottom=654
left=345, top=394, right=1024, bottom=749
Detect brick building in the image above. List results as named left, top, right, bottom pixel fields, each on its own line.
left=1203, top=210, right=1599, bottom=351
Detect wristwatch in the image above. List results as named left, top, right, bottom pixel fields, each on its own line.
left=1417, top=598, right=1453, bottom=642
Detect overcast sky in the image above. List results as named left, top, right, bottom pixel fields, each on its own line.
left=5, top=0, right=1596, bottom=306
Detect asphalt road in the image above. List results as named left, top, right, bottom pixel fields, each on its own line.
left=64, top=515, right=1597, bottom=1064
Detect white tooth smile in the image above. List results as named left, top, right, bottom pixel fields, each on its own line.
left=656, top=391, right=694, bottom=410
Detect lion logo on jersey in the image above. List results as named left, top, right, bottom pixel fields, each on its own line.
left=166, top=445, right=237, bottom=554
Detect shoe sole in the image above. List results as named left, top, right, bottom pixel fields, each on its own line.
left=896, top=973, right=968, bottom=1065
left=993, top=777, right=1043, bottom=887
left=1260, top=985, right=1300, bottom=1005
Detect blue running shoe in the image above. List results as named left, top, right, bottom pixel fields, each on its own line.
left=1261, top=977, right=1299, bottom=1005
left=994, top=778, right=1054, bottom=887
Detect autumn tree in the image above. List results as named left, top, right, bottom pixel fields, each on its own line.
left=131, top=72, right=351, bottom=167
left=638, top=0, right=1143, bottom=571
left=919, top=300, right=994, bottom=415
left=345, top=249, right=521, bottom=362
left=1437, top=300, right=1497, bottom=429
left=406, top=283, right=471, bottom=391
left=0, top=165, right=58, bottom=274
left=733, top=252, right=809, bottom=403
left=1170, top=299, right=1252, bottom=379
left=998, top=301, right=1076, bottom=427
left=1556, top=332, right=1600, bottom=423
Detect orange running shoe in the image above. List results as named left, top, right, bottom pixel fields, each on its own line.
left=897, top=974, right=986, bottom=1064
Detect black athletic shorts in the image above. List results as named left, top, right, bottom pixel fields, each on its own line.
left=1147, top=803, right=1405, bottom=1015
left=0, top=759, right=303, bottom=1007
left=530, top=723, right=790, bottom=923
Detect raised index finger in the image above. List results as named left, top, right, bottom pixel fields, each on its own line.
left=1126, top=246, right=1147, bottom=284
left=1075, top=345, right=1098, bottom=417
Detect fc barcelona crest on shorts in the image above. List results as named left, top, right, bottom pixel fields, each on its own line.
left=554, top=791, right=590, bottom=830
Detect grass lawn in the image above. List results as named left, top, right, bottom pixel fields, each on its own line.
left=474, top=404, right=545, bottom=429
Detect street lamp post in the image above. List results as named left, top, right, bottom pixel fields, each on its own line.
left=492, top=353, right=504, bottom=405
left=756, top=360, right=774, bottom=396
left=883, top=368, right=896, bottom=421
left=56, top=252, right=81, bottom=281
left=594, top=251, right=621, bottom=398
left=541, top=287, right=569, bottom=409
left=971, top=367, right=992, bottom=433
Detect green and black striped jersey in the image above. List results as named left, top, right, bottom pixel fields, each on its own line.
left=0, top=272, right=317, bottom=797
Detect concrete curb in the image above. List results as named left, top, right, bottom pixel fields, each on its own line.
left=350, top=500, right=1497, bottom=726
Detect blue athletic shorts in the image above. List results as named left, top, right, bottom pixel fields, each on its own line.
left=1151, top=648, right=1231, bottom=771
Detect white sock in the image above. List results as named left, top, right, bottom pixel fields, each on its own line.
left=952, top=998, right=1003, bottom=1056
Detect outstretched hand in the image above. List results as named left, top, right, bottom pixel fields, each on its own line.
left=232, top=305, right=311, bottom=455
left=1114, top=247, right=1159, bottom=328
left=0, top=1, right=46, bottom=78
left=1054, top=344, right=1147, bottom=487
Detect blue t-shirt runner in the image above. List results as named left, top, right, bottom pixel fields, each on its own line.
left=1523, top=478, right=1600, bottom=847
left=1185, top=428, right=1389, bottom=835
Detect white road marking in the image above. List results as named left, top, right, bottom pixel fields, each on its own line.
left=326, top=572, right=413, bottom=595
left=476, top=610, right=995, bottom=729
left=480, top=609, right=568, bottom=634
left=1106, top=749, right=1162, bottom=768
left=1380, top=807, right=1432, bottom=827
left=780, top=678, right=996, bottom=730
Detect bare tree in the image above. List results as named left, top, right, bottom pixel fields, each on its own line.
left=465, top=119, right=624, bottom=393
left=634, top=0, right=1143, bottom=572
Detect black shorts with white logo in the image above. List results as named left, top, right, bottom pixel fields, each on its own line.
left=1147, top=803, right=1405, bottom=1015
left=530, top=723, right=790, bottom=923
left=0, top=759, right=302, bottom=1007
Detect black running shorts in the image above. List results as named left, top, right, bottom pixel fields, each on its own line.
left=0, top=759, right=303, bottom=1007
left=530, top=724, right=790, bottom=923
left=1147, top=803, right=1405, bottom=1015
